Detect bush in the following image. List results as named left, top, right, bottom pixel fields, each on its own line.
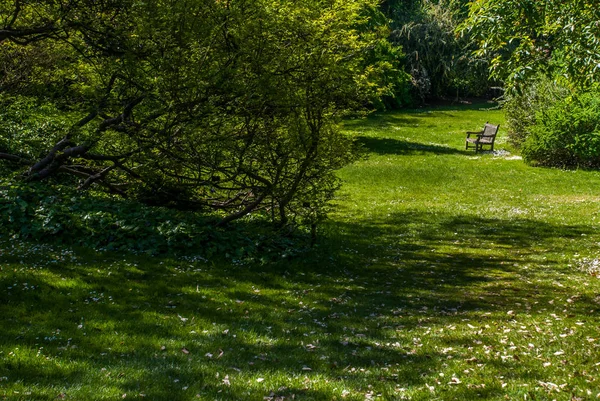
left=521, top=90, right=600, bottom=168
left=388, top=0, right=493, bottom=103
left=0, top=95, right=77, bottom=159
left=0, top=177, right=312, bottom=262
left=502, top=76, right=569, bottom=148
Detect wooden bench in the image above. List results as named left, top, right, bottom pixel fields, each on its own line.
left=465, top=122, right=499, bottom=153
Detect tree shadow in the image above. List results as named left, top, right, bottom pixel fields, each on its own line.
left=1, top=207, right=598, bottom=399
left=344, top=102, right=499, bottom=131
left=356, top=136, right=470, bottom=156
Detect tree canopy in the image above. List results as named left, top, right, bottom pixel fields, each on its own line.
left=0, top=0, right=393, bottom=228
left=461, top=0, right=600, bottom=168
left=461, top=0, right=600, bottom=91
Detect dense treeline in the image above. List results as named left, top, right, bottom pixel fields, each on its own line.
left=383, top=0, right=493, bottom=104
left=385, top=0, right=600, bottom=169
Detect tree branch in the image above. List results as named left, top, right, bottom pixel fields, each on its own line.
left=0, top=25, right=58, bottom=44
left=78, top=164, right=117, bottom=190
left=58, top=166, right=127, bottom=197
left=0, top=152, right=32, bottom=165
left=28, top=136, right=73, bottom=174
left=216, top=191, right=268, bottom=227
left=7, top=0, right=21, bottom=28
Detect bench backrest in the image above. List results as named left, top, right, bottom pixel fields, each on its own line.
left=480, top=123, right=499, bottom=143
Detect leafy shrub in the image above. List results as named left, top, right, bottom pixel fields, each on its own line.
left=502, top=76, right=570, bottom=148
left=0, top=95, right=77, bottom=159
left=0, top=177, right=311, bottom=262
left=389, top=0, right=493, bottom=103
left=521, top=90, right=600, bottom=168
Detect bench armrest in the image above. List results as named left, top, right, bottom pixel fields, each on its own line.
left=466, top=130, right=483, bottom=138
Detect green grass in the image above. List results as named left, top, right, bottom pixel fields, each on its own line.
left=2, top=102, right=600, bottom=400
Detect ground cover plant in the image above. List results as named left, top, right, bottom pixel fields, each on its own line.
left=2, top=103, right=600, bottom=400
left=0, top=175, right=304, bottom=262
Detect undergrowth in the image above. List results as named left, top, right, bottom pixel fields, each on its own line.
left=0, top=173, right=309, bottom=263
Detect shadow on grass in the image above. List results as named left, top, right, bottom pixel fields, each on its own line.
left=1, top=207, right=597, bottom=399
left=344, top=102, right=499, bottom=130
left=356, top=136, right=469, bottom=156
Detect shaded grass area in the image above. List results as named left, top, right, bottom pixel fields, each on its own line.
left=2, top=103, right=600, bottom=400
left=0, top=178, right=307, bottom=262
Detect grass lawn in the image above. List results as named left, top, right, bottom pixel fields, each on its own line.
left=2, top=102, right=600, bottom=400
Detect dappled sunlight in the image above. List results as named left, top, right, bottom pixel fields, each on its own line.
left=6, top=225, right=598, bottom=399
left=2, top=105, right=600, bottom=400
left=2, top=206, right=600, bottom=399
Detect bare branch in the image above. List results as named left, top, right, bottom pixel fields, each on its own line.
left=28, top=136, right=73, bottom=174
left=0, top=152, right=32, bottom=165
left=98, top=95, right=145, bottom=132
left=7, top=0, right=21, bottom=28
left=78, top=164, right=117, bottom=190
left=0, top=25, right=58, bottom=44
left=113, top=160, right=143, bottom=180
left=73, top=109, right=100, bottom=129
left=216, top=191, right=268, bottom=227
left=58, top=166, right=127, bottom=197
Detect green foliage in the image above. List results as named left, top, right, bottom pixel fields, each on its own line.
left=0, top=177, right=311, bottom=262
left=354, top=3, right=413, bottom=109
left=388, top=0, right=492, bottom=102
left=462, top=0, right=600, bottom=166
left=0, top=95, right=77, bottom=158
left=461, top=0, right=600, bottom=92
left=3, top=106, right=600, bottom=400
left=365, top=38, right=413, bottom=110
left=502, top=75, right=569, bottom=147
left=0, top=0, right=392, bottom=229
left=521, top=89, right=600, bottom=168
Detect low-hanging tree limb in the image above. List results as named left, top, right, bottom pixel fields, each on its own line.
left=216, top=190, right=269, bottom=227
left=78, top=164, right=117, bottom=190
left=58, top=166, right=127, bottom=197
left=28, top=136, right=74, bottom=174
left=0, top=25, right=59, bottom=44
left=27, top=105, right=102, bottom=176
left=0, top=152, right=32, bottom=165
left=25, top=88, right=144, bottom=182
left=29, top=143, right=92, bottom=181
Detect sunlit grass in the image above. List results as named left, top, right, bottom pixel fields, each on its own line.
left=2, top=103, right=600, bottom=400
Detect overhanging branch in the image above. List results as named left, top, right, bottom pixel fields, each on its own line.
left=0, top=152, right=32, bottom=165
